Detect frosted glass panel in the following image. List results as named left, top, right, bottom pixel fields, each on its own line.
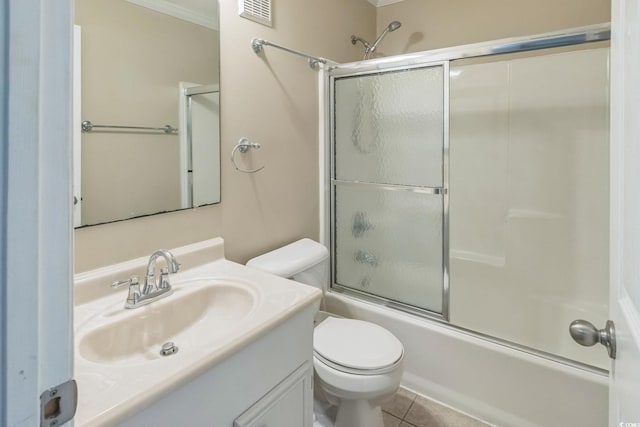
left=334, top=184, right=443, bottom=313
left=335, top=66, right=444, bottom=187
left=449, top=48, right=609, bottom=369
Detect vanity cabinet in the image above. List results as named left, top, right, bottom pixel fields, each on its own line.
left=117, top=303, right=317, bottom=427
left=234, top=364, right=312, bottom=427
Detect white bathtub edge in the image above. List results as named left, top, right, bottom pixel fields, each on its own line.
left=325, top=292, right=608, bottom=427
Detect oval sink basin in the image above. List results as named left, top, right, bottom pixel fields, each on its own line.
left=78, top=279, right=258, bottom=364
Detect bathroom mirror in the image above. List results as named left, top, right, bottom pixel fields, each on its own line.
left=74, top=0, right=220, bottom=227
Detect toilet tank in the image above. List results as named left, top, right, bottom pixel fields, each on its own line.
left=246, top=238, right=329, bottom=289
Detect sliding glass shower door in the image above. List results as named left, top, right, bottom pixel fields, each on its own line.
left=328, top=39, right=610, bottom=370
left=331, top=63, right=448, bottom=317
left=448, top=48, right=610, bottom=369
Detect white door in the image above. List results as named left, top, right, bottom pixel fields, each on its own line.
left=73, top=25, right=83, bottom=227
left=1, top=1, right=75, bottom=426
left=610, top=0, right=640, bottom=425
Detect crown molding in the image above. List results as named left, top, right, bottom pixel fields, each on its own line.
left=127, top=0, right=219, bottom=30
left=366, top=0, right=406, bottom=7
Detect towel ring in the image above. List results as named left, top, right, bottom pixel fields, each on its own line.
left=231, top=137, right=265, bottom=173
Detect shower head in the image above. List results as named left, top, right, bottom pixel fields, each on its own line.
left=366, top=20, right=402, bottom=59
left=350, top=20, right=402, bottom=60
left=387, top=21, right=402, bottom=32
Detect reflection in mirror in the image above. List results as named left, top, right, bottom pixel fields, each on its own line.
left=74, top=0, right=220, bottom=228
left=179, top=83, right=221, bottom=208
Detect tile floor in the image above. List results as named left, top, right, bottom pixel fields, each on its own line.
left=382, top=388, right=492, bottom=427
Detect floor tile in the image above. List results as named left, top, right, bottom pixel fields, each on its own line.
left=383, top=411, right=403, bottom=427
left=404, top=396, right=490, bottom=427
left=382, top=387, right=417, bottom=419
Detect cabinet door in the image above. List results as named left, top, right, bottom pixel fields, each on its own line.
left=234, top=363, right=312, bottom=427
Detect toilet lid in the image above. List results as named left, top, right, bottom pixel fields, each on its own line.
left=313, top=317, right=403, bottom=373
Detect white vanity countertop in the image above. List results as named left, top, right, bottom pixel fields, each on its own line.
left=74, top=238, right=321, bottom=427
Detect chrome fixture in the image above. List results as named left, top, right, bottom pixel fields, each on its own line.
left=352, top=212, right=374, bottom=238
left=350, top=36, right=371, bottom=51
left=251, top=38, right=328, bottom=70
left=351, top=21, right=402, bottom=60
left=231, top=137, right=264, bottom=173
left=144, top=249, right=181, bottom=292
left=569, top=319, right=616, bottom=359
left=111, top=249, right=181, bottom=309
left=81, top=120, right=178, bottom=134
left=160, top=341, right=179, bottom=356
left=112, top=276, right=141, bottom=308
left=354, top=250, right=378, bottom=267
left=39, top=380, right=78, bottom=427
left=333, top=179, right=443, bottom=195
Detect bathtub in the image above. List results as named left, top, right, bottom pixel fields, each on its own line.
left=324, top=292, right=608, bottom=427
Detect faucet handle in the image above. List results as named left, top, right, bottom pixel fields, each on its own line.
left=112, top=275, right=139, bottom=288
left=143, top=273, right=156, bottom=295
left=158, top=267, right=171, bottom=290
left=126, top=276, right=141, bottom=306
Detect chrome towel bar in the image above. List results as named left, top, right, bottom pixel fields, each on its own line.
left=81, top=120, right=178, bottom=134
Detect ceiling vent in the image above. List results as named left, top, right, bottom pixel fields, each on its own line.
left=239, top=0, right=272, bottom=27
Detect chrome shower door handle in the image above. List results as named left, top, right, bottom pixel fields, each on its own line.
left=569, top=319, right=616, bottom=359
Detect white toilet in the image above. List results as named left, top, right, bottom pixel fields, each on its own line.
left=247, top=238, right=404, bottom=427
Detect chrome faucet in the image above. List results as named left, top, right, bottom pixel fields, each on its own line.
left=143, top=249, right=181, bottom=292
left=112, top=249, right=181, bottom=309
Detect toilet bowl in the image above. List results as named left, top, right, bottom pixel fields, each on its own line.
left=247, top=239, right=404, bottom=427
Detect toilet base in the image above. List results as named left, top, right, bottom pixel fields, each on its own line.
left=334, top=399, right=384, bottom=427
left=313, top=396, right=385, bottom=427
left=313, top=355, right=401, bottom=427
left=313, top=396, right=337, bottom=427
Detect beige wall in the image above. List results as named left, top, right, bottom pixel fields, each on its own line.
left=74, top=205, right=222, bottom=272
left=375, top=0, right=610, bottom=56
left=76, top=0, right=219, bottom=225
left=74, top=0, right=375, bottom=272
left=217, top=0, right=375, bottom=263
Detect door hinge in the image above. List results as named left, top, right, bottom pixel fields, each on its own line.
left=40, top=379, right=77, bottom=427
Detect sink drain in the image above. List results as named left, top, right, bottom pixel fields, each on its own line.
left=160, top=341, right=179, bottom=356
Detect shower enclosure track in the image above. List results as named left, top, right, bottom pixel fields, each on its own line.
left=327, top=23, right=610, bottom=76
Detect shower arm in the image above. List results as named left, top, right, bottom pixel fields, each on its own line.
left=351, top=36, right=371, bottom=50
left=365, top=27, right=391, bottom=59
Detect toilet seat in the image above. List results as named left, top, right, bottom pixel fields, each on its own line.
left=313, top=317, right=404, bottom=375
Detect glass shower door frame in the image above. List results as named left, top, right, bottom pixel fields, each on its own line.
left=328, top=60, right=451, bottom=321
left=322, top=22, right=611, bottom=374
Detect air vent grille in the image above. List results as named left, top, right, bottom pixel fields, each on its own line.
left=239, top=0, right=272, bottom=27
